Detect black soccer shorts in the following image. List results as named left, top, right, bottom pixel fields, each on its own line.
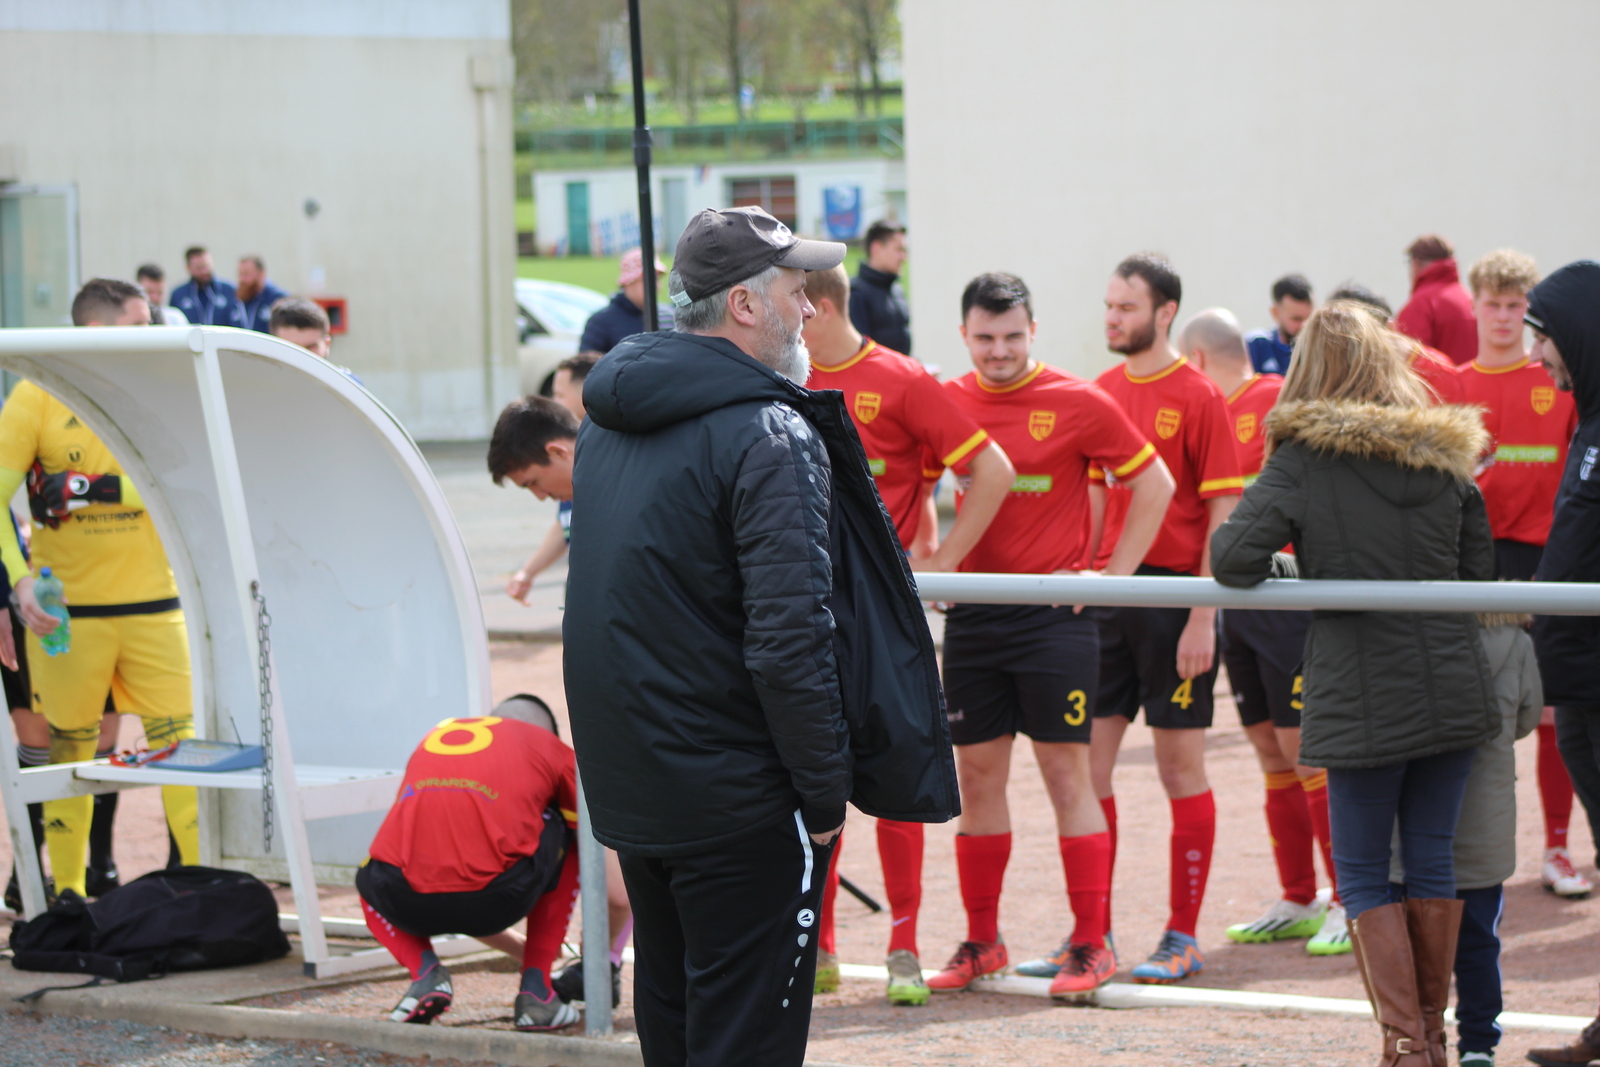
left=1093, top=566, right=1218, bottom=729
left=1221, top=607, right=1311, bottom=729
left=942, top=604, right=1100, bottom=745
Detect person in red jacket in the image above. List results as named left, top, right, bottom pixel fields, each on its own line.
left=1396, top=234, right=1479, bottom=365
left=1459, top=249, right=1589, bottom=899
left=357, top=695, right=582, bottom=1032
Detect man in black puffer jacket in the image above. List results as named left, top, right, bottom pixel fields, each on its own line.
left=565, top=207, right=956, bottom=1067
left=1523, top=261, right=1600, bottom=1067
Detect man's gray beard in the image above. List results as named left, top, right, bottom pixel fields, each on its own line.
left=755, top=302, right=812, bottom=385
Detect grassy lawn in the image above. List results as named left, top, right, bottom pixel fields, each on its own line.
left=516, top=246, right=894, bottom=299
left=515, top=199, right=537, bottom=232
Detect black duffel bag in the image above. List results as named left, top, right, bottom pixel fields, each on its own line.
left=9, top=866, right=290, bottom=985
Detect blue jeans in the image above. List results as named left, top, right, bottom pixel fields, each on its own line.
left=1328, top=747, right=1475, bottom=918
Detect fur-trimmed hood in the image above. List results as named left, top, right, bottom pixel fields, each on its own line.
left=1266, top=399, right=1488, bottom=482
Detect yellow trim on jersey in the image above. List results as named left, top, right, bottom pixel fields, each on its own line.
left=1124, top=355, right=1189, bottom=385
left=941, top=429, right=990, bottom=468
left=1199, top=476, right=1247, bottom=494
left=1088, top=467, right=1106, bottom=481
left=1111, top=442, right=1158, bottom=479
left=810, top=340, right=875, bottom=374
left=1226, top=375, right=1262, bottom=404
left=1468, top=356, right=1530, bottom=375
left=975, top=363, right=1045, bottom=393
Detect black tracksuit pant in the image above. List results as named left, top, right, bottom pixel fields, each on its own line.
left=1556, top=703, right=1600, bottom=863
left=619, top=812, right=834, bottom=1067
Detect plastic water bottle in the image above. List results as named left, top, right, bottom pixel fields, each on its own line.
left=34, top=567, right=70, bottom=656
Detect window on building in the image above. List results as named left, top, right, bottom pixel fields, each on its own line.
left=728, top=176, right=797, bottom=229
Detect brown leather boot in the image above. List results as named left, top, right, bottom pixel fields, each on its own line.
left=1404, top=898, right=1464, bottom=1067
left=1526, top=983, right=1600, bottom=1066
left=1349, top=903, right=1432, bottom=1066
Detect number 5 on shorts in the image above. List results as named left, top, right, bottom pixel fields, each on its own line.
left=1290, top=675, right=1304, bottom=712
left=1171, top=678, right=1194, bottom=710
left=1064, top=689, right=1088, bottom=725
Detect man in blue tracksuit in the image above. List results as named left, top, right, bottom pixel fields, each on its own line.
left=169, top=246, right=246, bottom=328
left=236, top=254, right=288, bottom=333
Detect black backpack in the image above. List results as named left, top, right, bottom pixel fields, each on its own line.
left=8, top=866, right=290, bottom=986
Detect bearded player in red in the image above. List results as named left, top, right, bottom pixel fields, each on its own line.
left=1088, top=254, right=1243, bottom=984
left=1458, top=249, right=1588, bottom=897
left=800, top=263, right=1015, bottom=1005
left=357, top=695, right=583, bottom=1031
left=925, top=272, right=1175, bottom=1001
left=1178, top=309, right=1349, bottom=955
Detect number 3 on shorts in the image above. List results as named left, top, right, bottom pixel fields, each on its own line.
left=423, top=716, right=503, bottom=756
left=1064, top=689, right=1088, bottom=726
left=1171, top=678, right=1194, bottom=710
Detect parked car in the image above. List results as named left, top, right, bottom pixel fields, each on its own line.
left=515, top=278, right=609, bottom=396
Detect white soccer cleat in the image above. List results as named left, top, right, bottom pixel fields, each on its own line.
left=1225, top=898, right=1327, bottom=943
left=1306, top=903, right=1351, bottom=956
left=1543, top=848, right=1594, bottom=898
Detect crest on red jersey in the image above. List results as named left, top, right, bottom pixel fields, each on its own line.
left=1155, top=407, right=1182, bottom=439
left=1236, top=413, right=1257, bottom=443
left=1028, top=410, right=1056, bottom=440
left=1532, top=386, right=1555, bottom=415
left=854, top=391, right=882, bottom=423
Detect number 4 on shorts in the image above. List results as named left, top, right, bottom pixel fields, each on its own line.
left=1171, top=678, right=1194, bottom=710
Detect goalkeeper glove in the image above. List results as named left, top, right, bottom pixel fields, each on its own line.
left=28, top=461, right=122, bottom=528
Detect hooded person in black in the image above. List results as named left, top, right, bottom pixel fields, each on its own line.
left=564, top=207, right=956, bottom=1067
left=1523, top=261, right=1600, bottom=1067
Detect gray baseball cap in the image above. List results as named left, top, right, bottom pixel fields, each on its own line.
left=668, top=206, right=846, bottom=306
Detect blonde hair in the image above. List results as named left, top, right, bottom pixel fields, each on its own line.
left=1468, top=249, right=1538, bottom=299
left=1277, top=301, right=1433, bottom=411
left=802, top=263, right=850, bottom=314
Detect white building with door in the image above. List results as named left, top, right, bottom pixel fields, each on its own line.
left=901, top=0, right=1600, bottom=384
left=533, top=157, right=906, bottom=258
left=0, top=0, right=517, bottom=440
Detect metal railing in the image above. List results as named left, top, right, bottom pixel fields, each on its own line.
left=577, top=572, right=1597, bottom=1034
left=909, top=574, right=1600, bottom=615
left=519, top=116, right=905, bottom=161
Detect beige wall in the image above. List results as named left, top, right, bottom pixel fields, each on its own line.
left=902, top=1, right=1600, bottom=381
left=0, top=16, right=517, bottom=439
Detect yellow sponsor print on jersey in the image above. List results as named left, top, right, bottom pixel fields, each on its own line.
left=1155, top=407, right=1182, bottom=439
left=1028, top=410, right=1056, bottom=440
left=1236, top=412, right=1257, bottom=443
left=854, top=391, right=882, bottom=423
left=1532, top=385, right=1555, bottom=415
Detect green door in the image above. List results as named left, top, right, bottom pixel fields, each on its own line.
left=565, top=182, right=591, bottom=256
left=0, top=184, right=79, bottom=397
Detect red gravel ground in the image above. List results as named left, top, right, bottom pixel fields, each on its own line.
left=7, top=639, right=1596, bottom=1066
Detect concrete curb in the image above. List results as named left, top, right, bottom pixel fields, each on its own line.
left=13, top=988, right=645, bottom=1067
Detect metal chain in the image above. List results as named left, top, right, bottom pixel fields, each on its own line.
left=251, top=581, right=275, bottom=852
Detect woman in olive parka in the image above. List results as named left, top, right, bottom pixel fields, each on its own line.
left=1211, top=302, right=1495, bottom=1067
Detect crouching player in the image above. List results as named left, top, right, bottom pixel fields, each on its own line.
left=928, top=273, right=1174, bottom=1000
left=357, top=695, right=582, bottom=1031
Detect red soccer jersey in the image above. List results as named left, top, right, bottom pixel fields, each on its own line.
left=1224, top=374, right=1284, bottom=482
left=1409, top=342, right=1465, bottom=405
left=1458, top=357, right=1578, bottom=546
left=810, top=340, right=990, bottom=547
left=1093, top=357, right=1244, bottom=575
left=368, top=716, right=578, bottom=894
left=943, top=363, right=1156, bottom=574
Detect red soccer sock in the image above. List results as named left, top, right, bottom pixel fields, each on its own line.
left=1059, top=832, right=1112, bottom=948
left=362, top=896, right=432, bottom=979
left=877, top=819, right=924, bottom=957
left=818, top=830, right=843, bottom=955
left=1301, top=771, right=1338, bottom=904
left=523, top=846, right=581, bottom=977
left=1264, top=770, right=1317, bottom=905
left=1100, top=795, right=1119, bottom=927
left=1168, top=791, right=1216, bottom=938
left=955, top=832, right=1011, bottom=944
left=1539, top=720, right=1575, bottom=851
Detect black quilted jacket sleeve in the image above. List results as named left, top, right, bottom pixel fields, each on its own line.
left=731, top=405, right=853, bottom=834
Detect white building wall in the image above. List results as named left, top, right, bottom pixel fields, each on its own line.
left=0, top=0, right=518, bottom=439
left=534, top=158, right=906, bottom=258
left=902, top=0, right=1600, bottom=383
